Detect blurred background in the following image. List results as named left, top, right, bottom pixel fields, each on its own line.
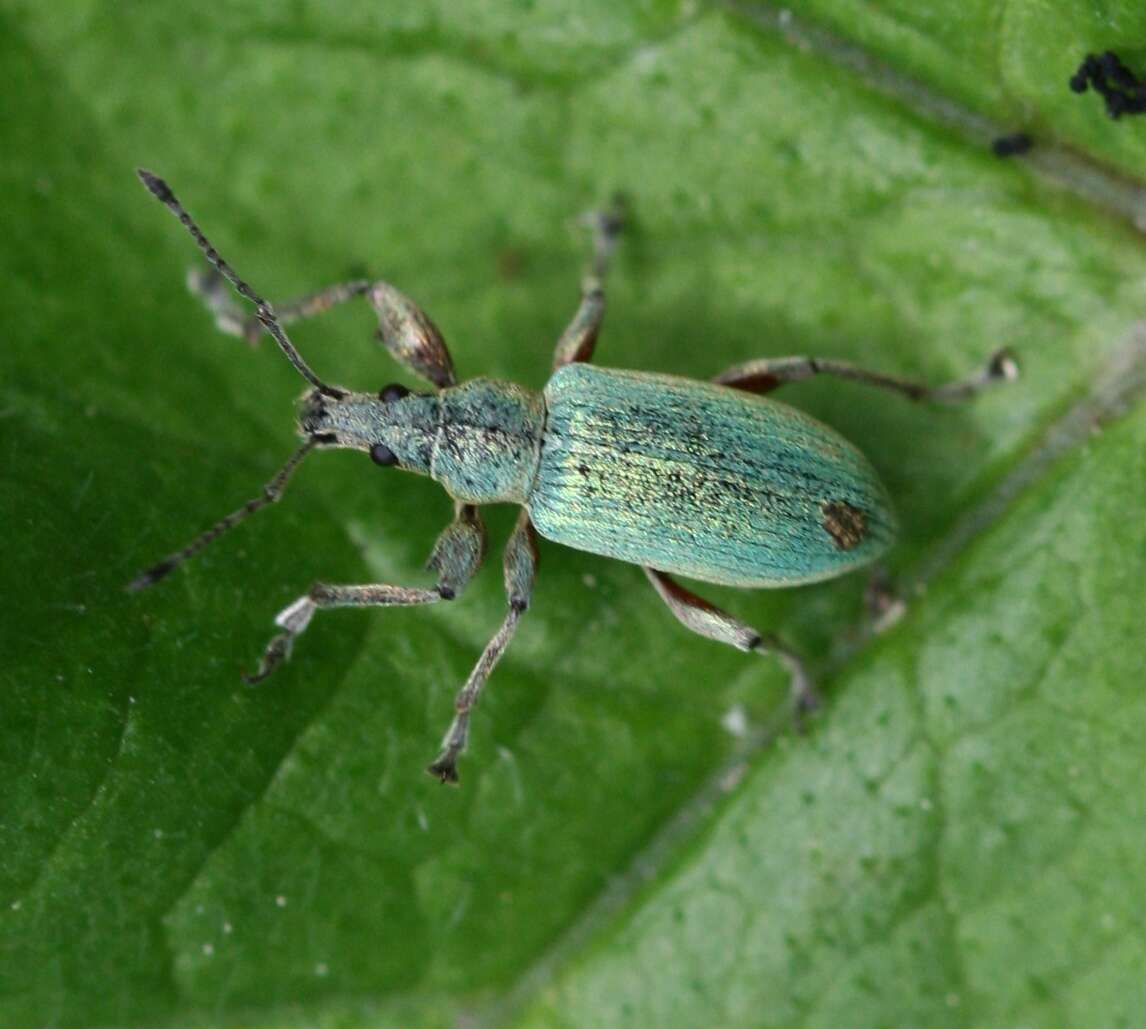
left=3, top=2, right=1146, bottom=1026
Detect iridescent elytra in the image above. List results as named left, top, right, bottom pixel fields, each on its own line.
left=129, top=170, right=1018, bottom=784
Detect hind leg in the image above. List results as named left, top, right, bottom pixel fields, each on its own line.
left=644, top=568, right=818, bottom=719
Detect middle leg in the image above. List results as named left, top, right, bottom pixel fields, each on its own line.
left=713, top=348, right=1018, bottom=401
left=428, top=509, right=539, bottom=784
left=551, top=197, right=626, bottom=369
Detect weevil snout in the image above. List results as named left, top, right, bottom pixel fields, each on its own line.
left=297, top=388, right=385, bottom=443
left=297, top=386, right=439, bottom=475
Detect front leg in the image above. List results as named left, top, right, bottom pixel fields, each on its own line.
left=187, top=266, right=458, bottom=390
left=187, top=266, right=372, bottom=346
left=245, top=504, right=486, bottom=682
left=644, top=568, right=818, bottom=719
left=367, top=281, right=457, bottom=389
left=428, top=509, right=539, bottom=784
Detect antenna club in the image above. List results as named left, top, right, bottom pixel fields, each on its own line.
left=137, top=168, right=175, bottom=205
left=126, top=559, right=176, bottom=592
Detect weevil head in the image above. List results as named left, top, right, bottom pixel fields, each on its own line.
left=299, top=383, right=439, bottom=476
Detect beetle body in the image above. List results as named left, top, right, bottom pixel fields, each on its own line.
left=305, top=364, right=896, bottom=588
left=133, top=171, right=1014, bottom=783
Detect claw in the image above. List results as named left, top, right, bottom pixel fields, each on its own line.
left=426, top=756, right=460, bottom=785
left=242, top=630, right=294, bottom=684
left=791, top=677, right=821, bottom=732
left=987, top=347, right=1020, bottom=382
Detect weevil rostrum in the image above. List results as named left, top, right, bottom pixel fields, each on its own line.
left=129, top=170, right=1018, bottom=784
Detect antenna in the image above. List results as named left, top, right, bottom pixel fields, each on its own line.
left=127, top=437, right=322, bottom=590
left=137, top=169, right=346, bottom=399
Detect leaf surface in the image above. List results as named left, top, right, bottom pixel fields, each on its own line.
left=2, top=2, right=1144, bottom=1026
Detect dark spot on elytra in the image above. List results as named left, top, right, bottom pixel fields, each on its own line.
left=821, top=500, right=866, bottom=550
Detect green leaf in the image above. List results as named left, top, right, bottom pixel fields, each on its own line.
left=2, top=2, right=1144, bottom=1026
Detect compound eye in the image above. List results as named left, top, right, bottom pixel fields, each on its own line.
left=370, top=443, right=399, bottom=467
left=379, top=383, right=410, bottom=403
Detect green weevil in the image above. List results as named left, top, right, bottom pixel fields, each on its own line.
left=129, top=170, right=1018, bottom=784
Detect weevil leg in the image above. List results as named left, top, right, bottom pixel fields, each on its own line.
left=426, top=503, right=487, bottom=599
left=245, top=504, right=486, bottom=682
left=366, top=281, right=458, bottom=389
left=864, top=566, right=907, bottom=636
left=713, top=348, right=1019, bottom=402
left=188, top=266, right=372, bottom=347
left=643, top=568, right=819, bottom=720
left=428, top=510, right=539, bottom=784
left=187, top=263, right=457, bottom=391
left=552, top=197, right=627, bottom=369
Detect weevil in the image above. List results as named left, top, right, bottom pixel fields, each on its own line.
left=129, top=170, right=1018, bottom=784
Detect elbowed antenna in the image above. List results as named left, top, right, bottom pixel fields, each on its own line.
left=136, top=169, right=346, bottom=399
left=127, top=437, right=322, bottom=591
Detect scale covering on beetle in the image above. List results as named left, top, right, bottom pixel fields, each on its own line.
left=532, top=364, right=896, bottom=587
